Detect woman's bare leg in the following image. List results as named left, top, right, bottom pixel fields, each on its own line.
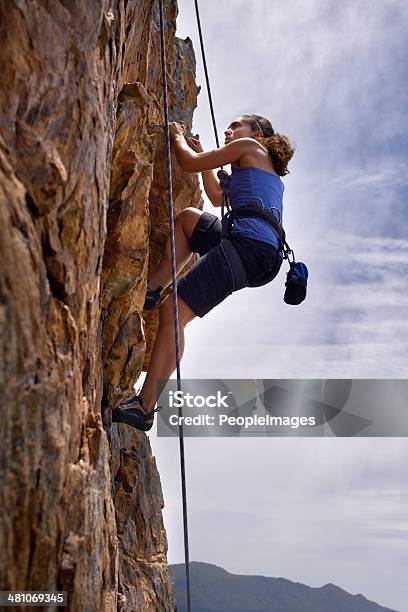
left=148, top=207, right=203, bottom=291
left=139, top=207, right=202, bottom=410
left=140, top=295, right=196, bottom=411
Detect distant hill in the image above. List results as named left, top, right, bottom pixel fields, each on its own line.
left=170, top=562, right=397, bottom=612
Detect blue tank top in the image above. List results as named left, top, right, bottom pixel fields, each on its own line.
left=228, top=165, right=284, bottom=250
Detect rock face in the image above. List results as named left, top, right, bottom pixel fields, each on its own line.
left=0, top=1, right=201, bottom=610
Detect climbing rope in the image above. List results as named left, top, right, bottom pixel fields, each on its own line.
left=193, top=0, right=220, bottom=149
left=158, top=1, right=227, bottom=608
left=193, top=0, right=230, bottom=217
left=193, top=1, right=290, bottom=253
left=158, top=2, right=192, bottom=611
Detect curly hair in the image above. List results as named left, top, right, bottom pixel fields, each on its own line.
left=241, top=114, right=295, bottom=176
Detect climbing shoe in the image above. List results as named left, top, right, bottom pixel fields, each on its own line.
left=112, top=396, right=161, bottom=432
left=143, top=286, right=163, bottom=310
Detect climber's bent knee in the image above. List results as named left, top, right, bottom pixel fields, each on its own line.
left=159, top=294, right=196, bottom=326
left=177, top=207, right=203, bottom=241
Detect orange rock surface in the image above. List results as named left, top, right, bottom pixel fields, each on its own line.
left=0, top=1, right=201, bottom=609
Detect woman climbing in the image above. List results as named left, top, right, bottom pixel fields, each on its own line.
left=112, top=114, right=295, bottom=431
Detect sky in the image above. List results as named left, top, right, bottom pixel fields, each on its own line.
left=147, top=1, right=408, bottom=610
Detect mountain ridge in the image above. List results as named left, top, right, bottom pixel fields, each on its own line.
left=170, top=561, right=398, bottom=612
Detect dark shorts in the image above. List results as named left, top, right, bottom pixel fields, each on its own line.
left=177, top=211, right=283, bottom=318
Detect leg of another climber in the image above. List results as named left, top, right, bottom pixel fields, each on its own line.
left=139, top=295, right=196, bottom=411
left=148, top=207, right=202, bottom=291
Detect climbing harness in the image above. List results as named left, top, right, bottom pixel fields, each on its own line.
left=158, top=2, right=192, bottom=612
left=217, top=170, right=308, bottom=303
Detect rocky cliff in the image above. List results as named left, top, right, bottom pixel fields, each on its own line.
left=0, top=1, right=201, bottom=610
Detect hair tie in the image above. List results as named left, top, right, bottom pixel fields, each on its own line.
left=249, top=115, right=274, bottom=136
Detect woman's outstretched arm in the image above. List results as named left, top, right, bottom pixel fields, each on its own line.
left=170, top=122, right=258, bottom=173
